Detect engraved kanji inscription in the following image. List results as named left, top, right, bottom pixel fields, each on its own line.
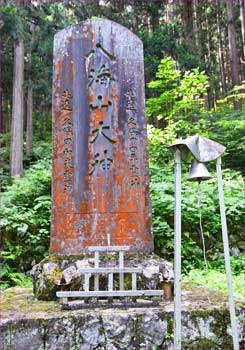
left=125, top=88, right=137, bottom=111
left=88, top=65, right=111, bottom=88
left=61, top=89, right=72, bottom=111
left=87, top=43, right=117, bottom=177
left=125, top=88, right=140, bottom=187
left=61, top=89, right=73, bottom=192
left=90, top=121, right=116, bottom=144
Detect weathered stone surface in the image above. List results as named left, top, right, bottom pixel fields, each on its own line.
left=62, top=265, right=80, bottom=284
left=51, top=18, right=153, bottom=255
left=31, top=254, right=173, bottom=300
left=0, top=286, right=244, bottom=350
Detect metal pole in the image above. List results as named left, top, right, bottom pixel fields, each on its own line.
left=216, top=157, right=239, bottom=350
left=174, top=149, right=182, bottom=350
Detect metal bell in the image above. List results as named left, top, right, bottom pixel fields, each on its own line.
left=187, top=159, right=212, bottom=182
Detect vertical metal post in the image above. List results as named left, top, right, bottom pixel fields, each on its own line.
left=216, top=157, right=239, bottom=350
left=84, top=274, right=90, bottom=292
left=94, top=251, right=99, bottom=291
left=119, top=251, right=124, bottom=290
left=132, top=273, right=137, bottom=290
left=108, top=272, right=113, bottom=303
left=174, top=149, right=182, bottom=350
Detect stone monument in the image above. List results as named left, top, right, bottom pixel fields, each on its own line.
left=50, top=18, right=153, bottom=254
left=32, top=19, right=173, bottom=300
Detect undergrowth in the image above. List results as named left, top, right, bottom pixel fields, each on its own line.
left=183, top=267, right=244, bottom=299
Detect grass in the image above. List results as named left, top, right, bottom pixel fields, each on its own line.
left=183, top=268, right=244, bottom=299
left=0, top=272, right=32, bottom=291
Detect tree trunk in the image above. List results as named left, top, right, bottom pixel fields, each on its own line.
left=151, top=1, right=162, bottom=33
left=240, top=0, right=245, bottom=61
left=203, top=1, right=211, bottom=61
left=193, top=0, right=199, bottom=49
left=202, top=1, right=215, bottom=108
left=151, top=13, right=159, bottom=33
left=111, top=0, right=124, bottom=13
left=193, top=0, right=205, bottom=61
left=181, top=0, right=196, bottom=52
left=3, top=99, right=9, bottom=134
left=164, top=0, right=173, bottom=24
left=142, top=9, right=149, bottom=32
left=216, top=0, right=227, bottom=97
left=193, top=0, right=209, bottom=110
left=40, top=98, right=47, bottom=137
left=26, top=82, right=33, bottom=156
left=26, top=23, right=35, bottom=156
left=10, top=38, right=24, bottom=177
left=226, top=0, right=241, bottom=109
left=131, top=0, right=138, bottom=33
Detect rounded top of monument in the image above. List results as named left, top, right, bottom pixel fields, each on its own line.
left=53, top=18, right=142, bottom=55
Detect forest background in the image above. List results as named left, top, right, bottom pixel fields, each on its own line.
left=0, top=0, right=244, bottom=297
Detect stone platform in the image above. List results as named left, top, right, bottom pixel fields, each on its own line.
left=31, top=254, right=174, bottom=301
left=0, top=284, right=244, bottom=350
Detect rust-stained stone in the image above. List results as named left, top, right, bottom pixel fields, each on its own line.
left=50, top=19, right=153, bottom=255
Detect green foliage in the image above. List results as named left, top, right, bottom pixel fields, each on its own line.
left=175, top=68, right=209, bottom=112
left=147, top=59, right=244, bottom=270
left=0, top=133, right=11, bottom=189
left=147, top=58, right=244, bottom=171
left=183, top=268, right=244, bottom=299
left=147, top=124, right=177, bottom=164
left=139, top=24, right=200, bottom=86
left=1, top=158, right=51, bottom=290
left=0, top=134, right=52, bottom=190
left=0, top=264, right=32, bottom=291
left=205, top=109, right=244, bottom=172
left=23, top=135, right=52, bottom=167
left=0, top=4, right=24, bottom=41
left=211, top=255, right=244, bottom=276
left=216, top=82, right=245, bottom=107
left=147, top=57, right=209, bottom=132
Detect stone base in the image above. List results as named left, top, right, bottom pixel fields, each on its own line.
left=31, top=253, right=174, bottom=301
left=0, top=285, right=244, bottom=350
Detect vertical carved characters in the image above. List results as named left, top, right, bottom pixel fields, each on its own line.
left=86, top=44, right=117, bottom=177
left=61, top=89, right=72, bottom=111
left=125, top=88, right=140, bottom=187
left=61, top=89, right=73, bottom=192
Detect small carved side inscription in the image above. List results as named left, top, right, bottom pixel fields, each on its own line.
left=61, top=89, right=73, bottom=192
left=126, top=88, right=140, bottom=187
left=61, top=89, right=72, bottom=111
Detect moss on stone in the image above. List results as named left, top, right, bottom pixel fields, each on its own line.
left=183, top=338, right=220, bottom=349
left=134, top=314, right=142, bottom=345
left=39, top=254, right=87, bottom=267
left=1, top=287, right=60, bottom=319
left=49, top=265, right=63, bottom=283
left=166, top=317, right=174, bottom=338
